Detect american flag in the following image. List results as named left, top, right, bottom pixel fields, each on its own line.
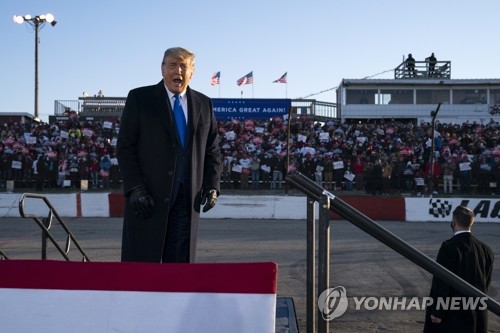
left=236, top=71, right=253, bottom=86
left=210, top=71, right=220, bottom=86
left=273, top=72, right=287, bottom=83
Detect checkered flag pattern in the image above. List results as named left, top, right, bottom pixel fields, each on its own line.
left=428, top=199, right=452, bottom=218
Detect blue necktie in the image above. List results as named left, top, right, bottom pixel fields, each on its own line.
left=173, top=94, right=186, bottom=147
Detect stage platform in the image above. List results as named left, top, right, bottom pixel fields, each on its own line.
left=0, top=260, right=284, bottom=333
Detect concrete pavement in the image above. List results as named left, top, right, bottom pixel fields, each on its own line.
left=1, top=217, right=499, bottom=332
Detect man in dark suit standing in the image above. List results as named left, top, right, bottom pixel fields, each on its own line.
left=424, top=205, right=494, bottom=333
left=406, top=53, right=416, bottom=77
left=117, top=47, right=221, bottom=263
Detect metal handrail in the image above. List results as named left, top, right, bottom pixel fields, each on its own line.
left=286, top=171, right=500, bottom=332
left=18, top=193, right=90, bottom=262
left=394, top=60, right=451, bottom=79
left=0, top=249, right=8, bottom=260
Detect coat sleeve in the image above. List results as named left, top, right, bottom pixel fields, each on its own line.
left=117, top=89, right=144, bottom=195
left=202, top=98, right=221, bottom=193
left=429, top=241, right=457, bottom=317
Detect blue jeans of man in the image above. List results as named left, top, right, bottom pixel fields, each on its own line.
left=272, top=170, right=283, bottom=189
left=251, top=170, right=260, bottom=189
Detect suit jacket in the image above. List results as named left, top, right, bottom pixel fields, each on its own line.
left=424, top=232, right=494, bottom=333
left=117, top=81, right=221, bottom=263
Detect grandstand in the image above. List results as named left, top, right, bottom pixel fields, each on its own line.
left=1, top=56, right=497, bottom=195
left=0, top=112, right=35, bottom=125
left=51, top=59, right=500, bottom=125
left=52, top=96, right=336, bottom=122
left=337, top=59, right=500, bottom=124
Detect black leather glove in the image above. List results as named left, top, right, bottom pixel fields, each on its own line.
left=129, top=185, right=155, bottom=218
left=201, top=189, right=218, bottom=213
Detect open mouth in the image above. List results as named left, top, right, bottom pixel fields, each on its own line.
left=173, top=78, right=183, bottom=87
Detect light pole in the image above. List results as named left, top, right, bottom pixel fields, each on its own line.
left=13, top=13, right=57, bottom=120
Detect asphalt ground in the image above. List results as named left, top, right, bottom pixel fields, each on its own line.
left=0, top=217, right=499, bottom=333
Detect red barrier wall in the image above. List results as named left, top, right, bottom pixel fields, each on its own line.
left=106, top=193, right=405, bottom=220
left=109, top=193, right=125, bottom=217
left=329, top=196, right=405, bottom=221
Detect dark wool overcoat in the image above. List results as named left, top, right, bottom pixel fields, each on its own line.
left=423, top=233, right=494, bottom=333
left=117, top=81, right=221, bottom=262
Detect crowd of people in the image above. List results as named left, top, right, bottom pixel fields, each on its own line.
left=219, top=116, right=499, bottom=196
left=0, top=117, right=120, bottom=190
left=0, top=115, right=499, bottom=196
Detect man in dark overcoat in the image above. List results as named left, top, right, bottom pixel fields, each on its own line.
left=424, top=205, right=494, bottom=333
left=117, top=47, right=221, bottom=263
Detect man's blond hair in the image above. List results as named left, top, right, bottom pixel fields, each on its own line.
left=162, top=47, right=195, bottom=66
left=453, top=205, right=475, bottom=229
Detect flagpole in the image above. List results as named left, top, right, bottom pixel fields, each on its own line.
left=273, top=72, right=287, bottom=98
left=252, top=71, right=254, bottom=98
left=218, top=82, right=221, bottom=98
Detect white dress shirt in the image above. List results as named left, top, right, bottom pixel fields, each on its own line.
left=165, top=85, right=188, bottom=123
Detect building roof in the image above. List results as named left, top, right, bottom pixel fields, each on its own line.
left=0, top=112, right=34, bottom=118
left=340, top=78, right=500, bottom=86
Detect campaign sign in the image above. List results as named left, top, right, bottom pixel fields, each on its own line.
left=213, top=98, right=291, bottom=120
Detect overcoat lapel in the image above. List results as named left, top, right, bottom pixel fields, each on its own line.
left=152, top=82, right=202, bottom=150
left=186, top=87, right=201, bottom=149
left=152, top=81, right=178, bottom=145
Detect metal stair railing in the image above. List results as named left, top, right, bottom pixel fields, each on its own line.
left=18, top=193, right=90, bottom=262
left=286, top=171, right=500, bottom=333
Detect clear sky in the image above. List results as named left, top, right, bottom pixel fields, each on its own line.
left=2, top=0, right=500, bottom=122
